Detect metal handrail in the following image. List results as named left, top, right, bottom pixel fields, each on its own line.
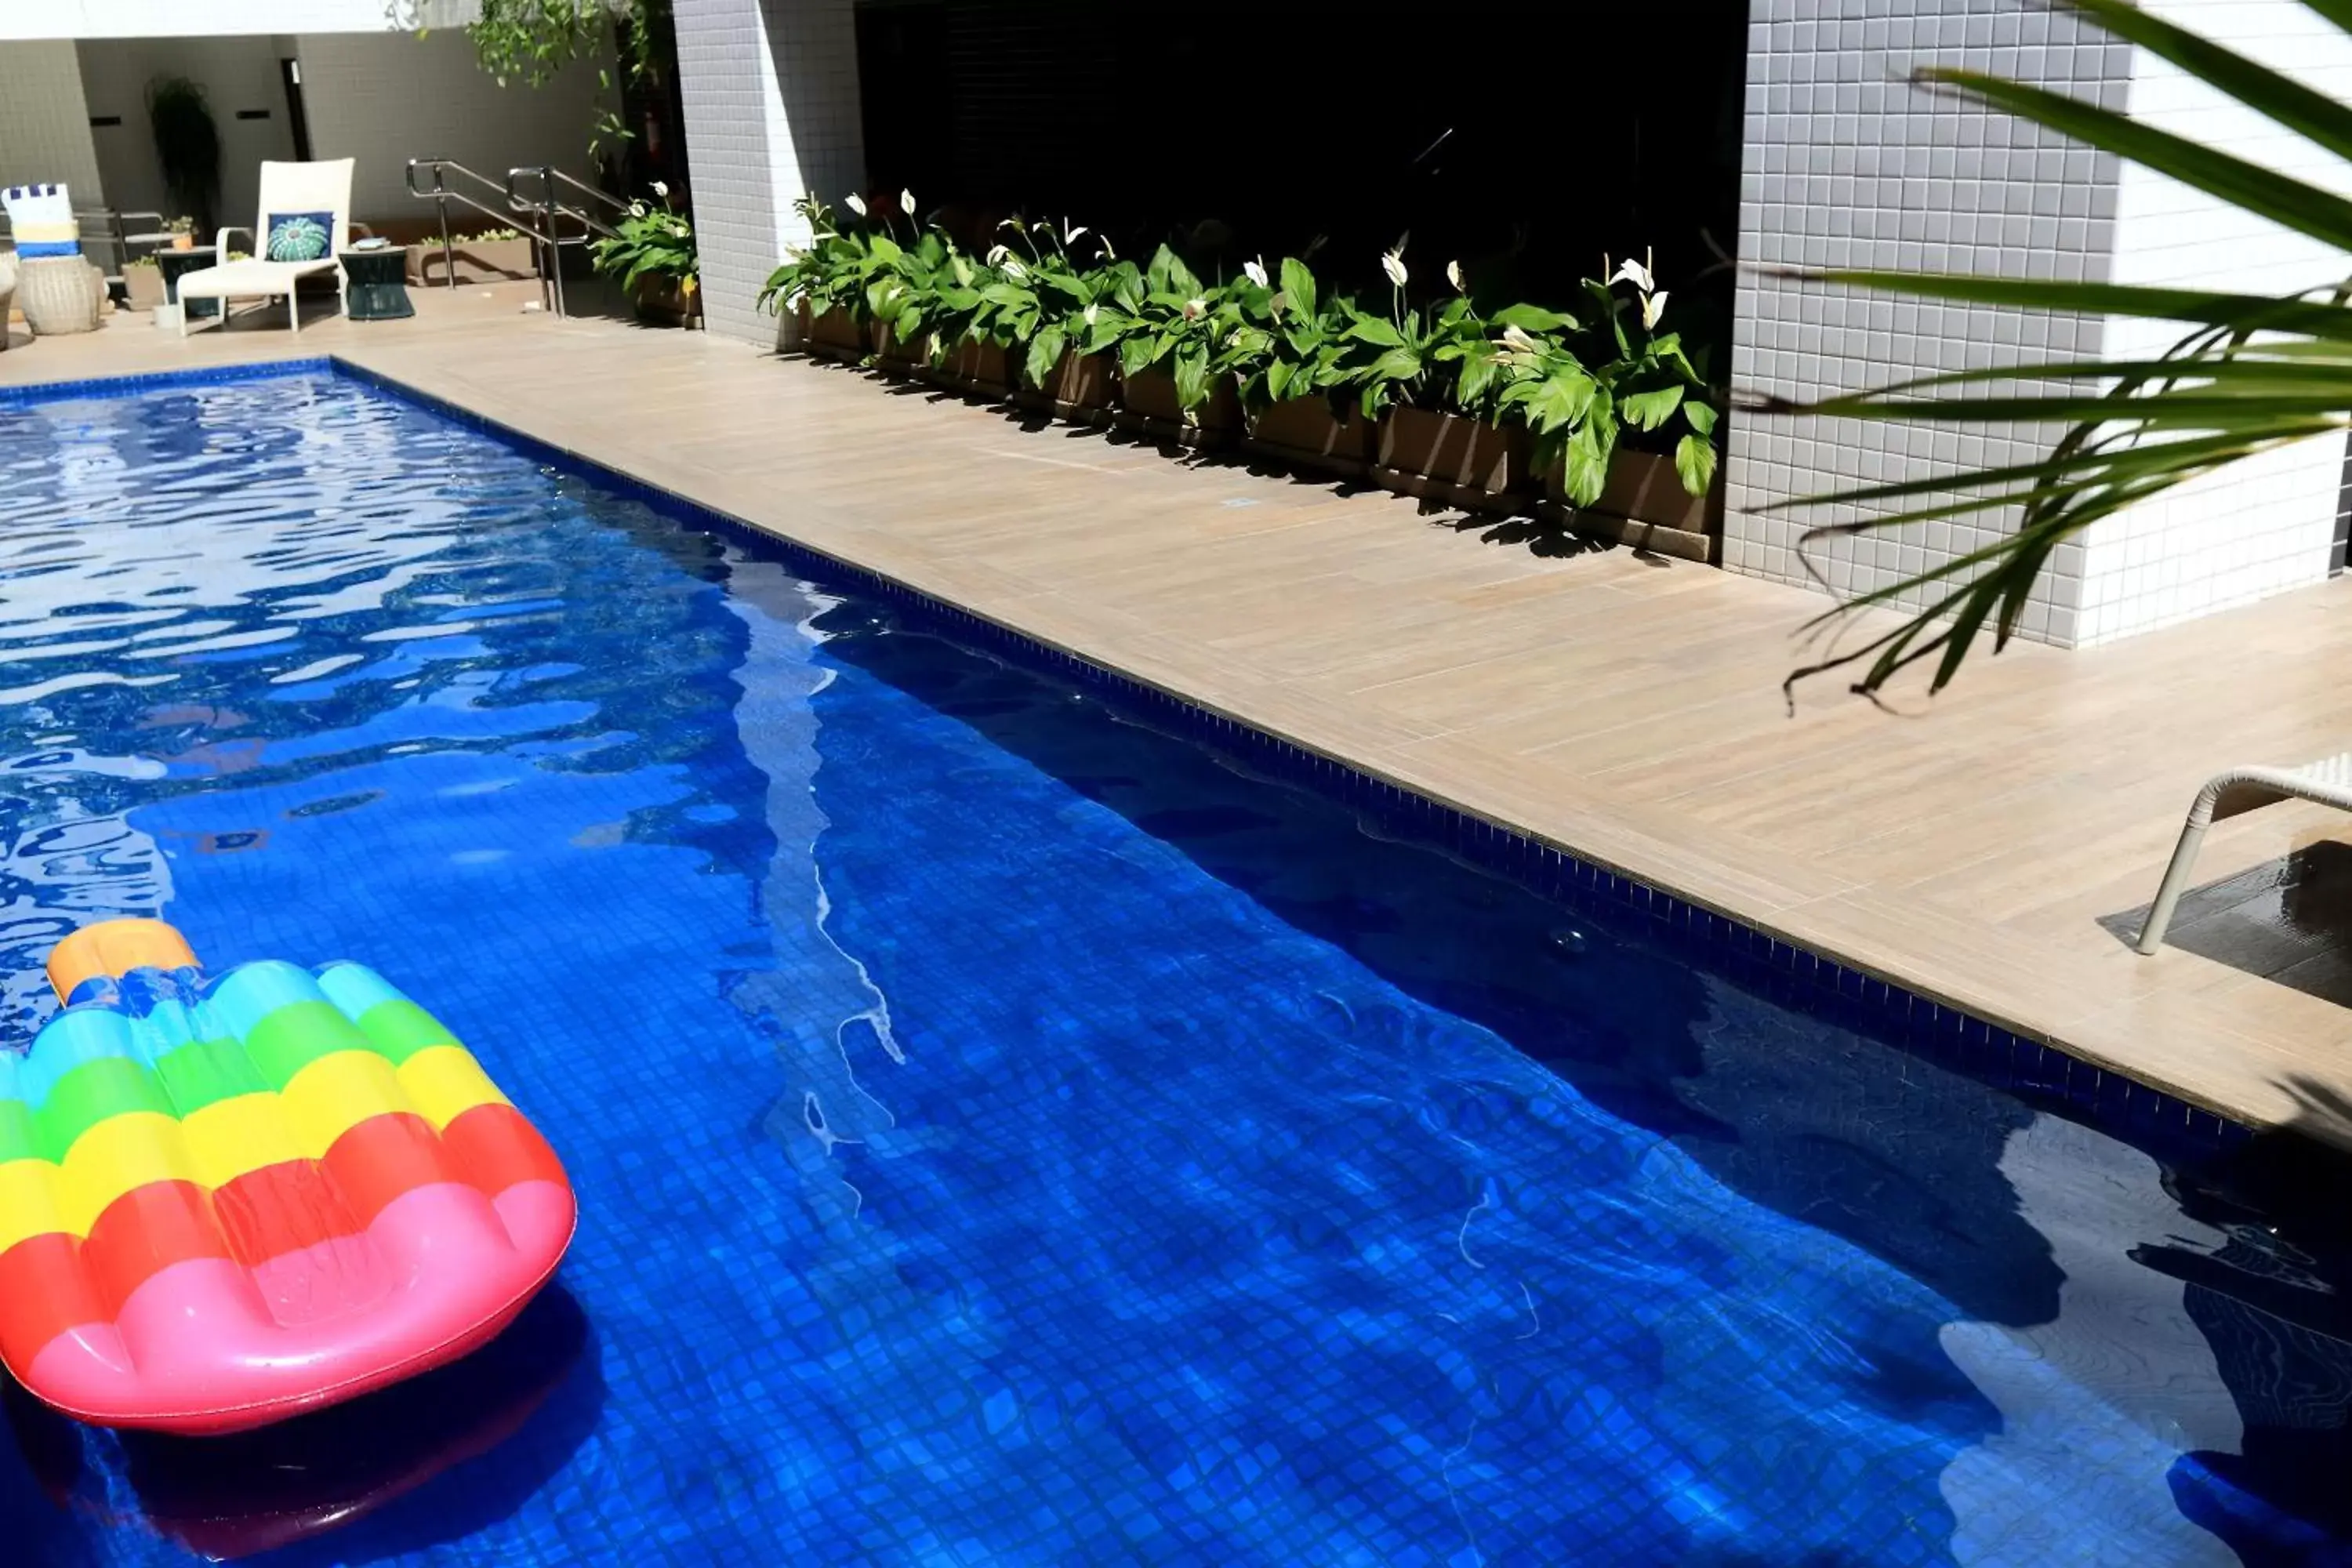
left=503, top=166, right=631, bottom=319
left=406, top=157, right=564, bottom=309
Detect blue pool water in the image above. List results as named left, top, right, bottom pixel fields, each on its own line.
left=1, top=368, right=2349, bottom=1566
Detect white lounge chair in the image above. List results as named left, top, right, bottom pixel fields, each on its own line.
left=2136, top=753, right=2352, bottom=953
left=176, top=158, right=354, bottom=336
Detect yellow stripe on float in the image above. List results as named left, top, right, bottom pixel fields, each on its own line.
left=180, top=1092, right=306, bottom=1189
left=280, top=1049, right=409, bottom=1159
left=396, top=1046, right=509, bottom=1131
left=59, top=1112, right=202, bottom=1235
left=0, top=1157, right=71, bottom=1254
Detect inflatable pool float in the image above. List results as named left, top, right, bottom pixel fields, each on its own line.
left=0, top=920, right=573, bottom=1436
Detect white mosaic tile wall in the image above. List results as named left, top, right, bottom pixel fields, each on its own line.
left=0, top=41, right=105, bottom=202
left=2074, top=0, right=2352, bottom=644
left=675, top=0, right=864, bottom=346
left=1730, top=0, right=2352, bottom=650
left=1726, top=0, right=2134, bottom=648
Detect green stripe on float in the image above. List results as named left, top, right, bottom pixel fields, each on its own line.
left=37, top=1056, right=173, bottom=1163
left=353, top=998, right=462, bottom=1065
left=242, top=1000, right=381, bottom=1089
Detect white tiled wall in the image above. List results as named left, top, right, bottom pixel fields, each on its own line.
left=76, top=37, right=299, bottom=229
left=1726, top=0, right=2133, bottom=648
left=1730, top=0, right=2352, bottom=651
left=674, top=0, right=864, bottom=346
left=296, top=30, right=613, bottom=224
left=0, top=41, right=106, bottom=202
left=2075, top=0, right=2352, bottom=644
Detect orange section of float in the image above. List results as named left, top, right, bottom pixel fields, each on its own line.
left=0, top=919, right=575, bottom=1434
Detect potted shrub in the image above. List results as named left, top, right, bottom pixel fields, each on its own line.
left=1234, top=256, right=1375, bottom=477
left=1343, top=248, right=1524, bottom=510
left=122, top=256, right=167, bottom=311
left=760, top=194, right=908, bottom=361
left=590, top=186, right=700, bottom=328
left=1501, top=252, right=1722, bottom=557
left=977, top=220, right=1119, bottom=423
left=164, top=216, right=197, bottom=253
left=1102, top=245, right=1254, bottom=449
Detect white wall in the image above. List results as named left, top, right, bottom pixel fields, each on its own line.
left=76, top=36, right=299, bottom=231
left=2075, top=0, right=2352, bottom=644
left=294, top=30, right=614, bottom=226
left=0, top=40, right=106, bottom=202
left=3, top=2, right=475, bottom=41
left=675, top=0, right=864, bottom=345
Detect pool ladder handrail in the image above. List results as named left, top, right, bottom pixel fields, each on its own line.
left=503, top=165, right=630, bottom=320
left=405, top=156, right=568, bottom=313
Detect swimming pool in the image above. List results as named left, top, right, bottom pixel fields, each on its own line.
left=1, top=365, right=2347, bottom=1565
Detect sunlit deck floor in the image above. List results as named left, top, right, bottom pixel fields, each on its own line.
left=13, top=288, right=2352, bottom=1145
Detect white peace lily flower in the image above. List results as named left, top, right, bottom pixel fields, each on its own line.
left=651, top=180, right=669, bottom=198
left=1083, top=303, right=1099, bottom=326
left=1446, top=259, right=1464, bottom=292
left=1642, top=289, right=1668, bottom=330
left=1181, top=296, right=1207, bottom=321
left=1001, top=256, right=1029, bottom=280
left=985, top=243, right=1009, bottom=265
left=1243, top=258, right=1269, bottom=289
left=1067, top=226, right=1089, bottom=244
left=630, top=200, right=647, bottom=217
left=844, top=192, right=867, bottom=216
left=900, top=189, right=916, bottom=216
left=1609, top=254, right=1654, bottom=294
left=1500, top=325, right=1541, bottom=355
left=1381, top=251, right=1408, bottom=289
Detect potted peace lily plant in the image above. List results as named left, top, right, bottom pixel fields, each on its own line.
left=1233, top=256, right=1377, bottom=476
left=1342, top=245, right=1523, bottom=508
left=759, top=195, right=873, bottom=359
left=1100, top=245, right=1253, bottom=447
left=591, top=183, right=700, bottom=328
left=975, top=218, right=1119, bottom=421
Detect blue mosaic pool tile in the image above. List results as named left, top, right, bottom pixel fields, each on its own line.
left=0, top=355, right=330, bottom=407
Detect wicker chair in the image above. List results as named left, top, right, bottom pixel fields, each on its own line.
left=0, top=253, right=15, bottom=350
left=16, top=253, right=101, bottom=336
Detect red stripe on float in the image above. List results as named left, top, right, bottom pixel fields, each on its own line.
left=441, top=1102, right=567, bottom=1199
left=82, top=1180, right=234, bottom=1316
left=212, top=1159, right=365, bottom=1269
left=0, top=1232, right=102, bottom=1370
left=320, top=1111, right=463, bottom=1229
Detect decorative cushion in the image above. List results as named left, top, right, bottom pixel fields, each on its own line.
left=263, top=211, right=333, bottom=263
left=2, top=185, right=78, bottom=257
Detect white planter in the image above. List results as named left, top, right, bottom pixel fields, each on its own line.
left=152, top=303, right=183, bottom=330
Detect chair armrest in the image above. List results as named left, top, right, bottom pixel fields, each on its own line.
left=214, top=226, right=251, bottom=259
left=348, top=220, right=375, bottom=241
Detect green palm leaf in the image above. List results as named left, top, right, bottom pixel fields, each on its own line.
left=1772, top=0, right=2352, bottom=697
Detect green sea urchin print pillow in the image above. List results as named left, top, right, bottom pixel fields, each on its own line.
left=263, top=211, right=332, bottom=263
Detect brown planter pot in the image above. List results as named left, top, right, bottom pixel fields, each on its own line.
left=122, top=263, right=168, bottom=312
left=1244, top=395, right=1376, bottom=477
left=797, top=303, right=867, bottom=361
left=1016, top=349, right=1115, bottom=423
left=1117, top=368, right=1243, bottom=448
left=412, top=237, right=539, bottom=287
left=931, top=336, right=1011, bottom=399
left=874, top=321, right=931, bottom=378
left=1537, top=446, right=1724, bottom=563
left=631, top=274, right=702, bottom=328
left=1374, top=405, right=1529, bottom=511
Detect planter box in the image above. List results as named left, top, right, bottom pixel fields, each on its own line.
left=1244, top=395, right=1376, bottom=477
left=1536, top=447, right=1724, bottom=563
left=875, top=322, right=931, bottom=379
left=411, top=238, right=539, bottom=287
left=1373, top=405, right=1530, bottom=512
left=122, top=263, right=168, bottom=312
left=1116, top=368, right=1242, bottom=450
left=1014, top=349, right=1115, bottom=424
left=794, top=303, right=869, bottom=362
left=632, top=274, right=702, bottom=329
left=930, top=336, right=1012, bottom=400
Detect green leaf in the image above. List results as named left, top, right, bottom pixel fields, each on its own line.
left=1683, top=400, right=1719, bottom=437
left=1174, top=347, right=1210, bottom=414
left=1674, top=433, right=1717, bottom=497
left=1279, top=257, right=1317, bottom=320
left=2065, top=0, right=2352, bottom=167
left=1562, top=424, right=1610, bottom=508
left=1622, top=385, right=1686, bottom=430
left=1368, top=347, right=1424, bottom=383
left=1345, top=317, right=1407, bottom=349
left=1119, top=335, right=1158, bottom=379
left=1025, top=325, right=1067, bottom=390
left=1519, top=365, right=1596, bottom=433
left=1922, top=64, right=2352, bottom=255
left=866, top=234, right=904, bottom=263
left=1490, top=303, right=1577, bottom=332
left=1266, top=359, right=1295, bottom=403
